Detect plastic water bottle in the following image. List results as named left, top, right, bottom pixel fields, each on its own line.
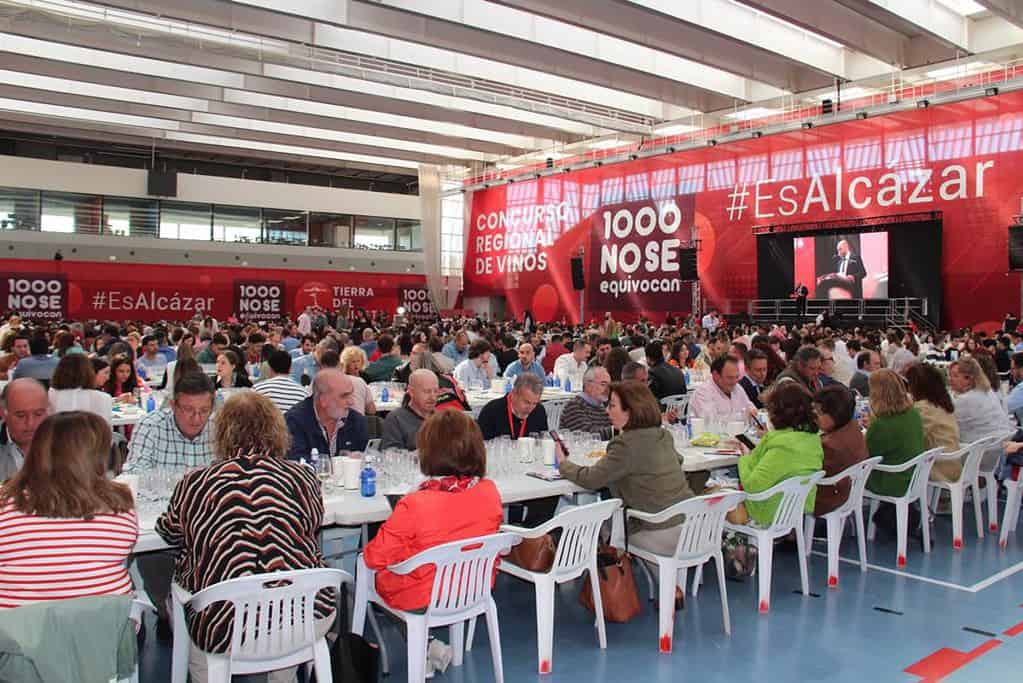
left=554, top=376, right=561, bottom=389
left=145, top=394, right=156, bottom=413
left=381, top=386, right=389, bottom=403
left=504, top=378, right=512, bottom=394
left=360, top=456, right=377, bottom=498
left=683, top=369, right=691, bottom=386
left=564, top=377, right=572, bottom=392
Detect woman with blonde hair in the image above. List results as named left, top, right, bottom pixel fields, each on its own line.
left=949, top=356, right=1011, bottom=443
left=0, top=412, right=137, bottom=607
left=340, top=345, right=376, bottom=414
left=156, top=391, right=333, bottom=682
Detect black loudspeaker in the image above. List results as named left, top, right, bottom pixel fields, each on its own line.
left=821, top=99, right=834, bottom=115
left=679, top=248, right=698, bottom=280
left=1010, top=225, right=1023, bottom=271
left=570, top=256, right=585, bottom=290
left=147, top=170, right=178, bottom=197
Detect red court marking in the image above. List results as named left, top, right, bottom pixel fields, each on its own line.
left=1003, top=621, right=1023, bottom=637
left=904, top=639, right=1002, bottom=682
left=659, top=635, right=672, bottom=653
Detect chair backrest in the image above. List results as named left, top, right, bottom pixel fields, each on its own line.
left=547, top=499, right=622, bottom=578
left=366, top=438, right=382, bottom=451
left=544, top=398, right=571, bottom=431
left=904, top=447, right=944, bottom=501
left=188, top=568, right=350, bottom=661
left=390, top=533, right=520, bottom=621
left=956, top=439, right=988, bottom=484
left=661, top=394, right=688, bottom=414
left=761, top=471, right=825, bottom=533
left=669, top=490, right=746, bottom=560
left=828, top=456, right=882, bottom=517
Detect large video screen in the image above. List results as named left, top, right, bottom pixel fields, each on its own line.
left=793, top=232, right=889, bottom=299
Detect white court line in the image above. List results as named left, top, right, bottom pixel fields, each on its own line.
left=810, top=551, right=1023, bottom=593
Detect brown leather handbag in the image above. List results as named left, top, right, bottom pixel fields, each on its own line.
left=579, top=544, right=642, bottom=623
left=505, top=534, right=556, bottom=572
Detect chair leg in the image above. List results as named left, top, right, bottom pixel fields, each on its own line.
left=466, top=616, right=477, bottom=651
left=205, top=655, right=231, bottom=683
left=450, top=621, right=465, bottom=668
left=949, top=485, right=965, bottom=550
left=691, top=564, right=703, bottom=597
left=895, top=502, right=909, bottom=567
left=170, top=594, right=189, bottom=683
left=485, top=599, right=505, bottom=683
left=352, top=559, right=369, bottom=636
left=637, top=557, right=656, bottom=602
left=855, top=507, right=869, bottom=573
left=713, top=553, right=731, bottom=636
left=867, top=499, right=879, bottom=541
left=534, top=580, right=556, bottom=674
left=756, top=535, right=773, bottom=613
left=589, top=562, right=607, bottom=651
left=803, top=515, right=815, bottom=557
left=920, top=500, right=932, bottom=554
left=405, top=618, right=429, bottom=683
left=657, top=562, right=676, bottom=653
left=1001, top=483, right=1022, bottom=549
left=985, top=472, right=999, bottom=533
left=313, top=637, right=333, bottom=683
left=795, top=524, right=810, bottom=596
left=825, top=516, right=842, bottom=588
left=972, top=479, right=986, bottom=539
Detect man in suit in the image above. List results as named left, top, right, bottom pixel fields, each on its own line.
left=645, top=341, right=687, bottom=401
left=739, top=349, right=769, bottom=409
left=794, top=283, right=809, bottom=324
left=834, top=239, right=867, bottom=298
left=849, top=349, right=880, bottom=397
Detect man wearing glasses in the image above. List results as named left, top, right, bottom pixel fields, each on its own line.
left=123, top=372, right=215, bottom=472
left=559, top=366, right=613, bottom=439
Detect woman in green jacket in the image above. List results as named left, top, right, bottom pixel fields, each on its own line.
left=865, top=368, right=925, bottom=497
left=737, top=382, right=824, bottom=526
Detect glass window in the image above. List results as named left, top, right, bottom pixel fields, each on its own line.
left=0, top=187, right=40, bottom=231
left=262, top=209, right=307, bottom=246
left=396, top=220, right=421, bottom=251
left=41, top=191, right=102, bottom=234
left=213, top=205, right=261, bottom=243
left=308, top=212, right=350, bottom=248
left=160, top=201, right=211, bottom=240
left=103, top=196, right=159, bottom=237
left=354, top=216, right=394, bottom=250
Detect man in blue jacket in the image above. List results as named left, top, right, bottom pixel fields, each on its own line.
left=285, top=368, right=368, bottom=460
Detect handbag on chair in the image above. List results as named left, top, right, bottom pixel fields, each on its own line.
left=330, top=584, right=380, bottom=683
left=505, top=534, right=556, bottom=572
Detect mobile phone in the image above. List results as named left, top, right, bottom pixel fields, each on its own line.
left=549, top=430, right=567, bottom=454
left=735, top=433, right=756, bottom=451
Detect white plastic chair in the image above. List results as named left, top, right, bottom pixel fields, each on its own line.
left=661, top=393, right=689, bottom=417
left=366, top=438, right=382, bottom=451
left=464, top=499, right=621, bottom=673
left=927, top=439, right=990, bottom=549
left=802, top=457, right=881, bottom=588
left=628, top=490, right=745, bottom=653
left=543, top=398, right=571, bottom=431
left=352, top=532, right=520, bottom=683
left=1000, top=472, right=1023, bottom=549
left=723, top=471, right=824, bottom=613
left=978, top=430, right=1015, bottom=533
left=865, top=447, right=942, bottom=568
left=126, top=598, right=156, bottom=683
left=170, top=568, right=349, bottom=683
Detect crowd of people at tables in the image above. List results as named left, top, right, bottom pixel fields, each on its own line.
left=0, top=305, right=1022, bottom=680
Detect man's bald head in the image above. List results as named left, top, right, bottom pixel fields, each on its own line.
left=312, top=369, right=354, bottom=422
left=408, top=369, right=440, bottom=417
left=1, top=378, right=49, bottom=451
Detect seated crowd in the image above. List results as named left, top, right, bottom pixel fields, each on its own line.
left=0, top=305, right=1021, bottom=680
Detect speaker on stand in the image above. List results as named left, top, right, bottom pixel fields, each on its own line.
left=570, top=249, right=585, bottom=323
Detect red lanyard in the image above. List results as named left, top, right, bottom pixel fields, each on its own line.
left=506, top=395, right=528, bottom=440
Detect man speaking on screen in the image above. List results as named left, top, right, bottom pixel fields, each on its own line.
left=833, top=239, right=867, bottom=298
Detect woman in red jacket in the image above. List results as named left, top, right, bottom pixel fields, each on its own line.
left=363, top=409, right=502, bottom=672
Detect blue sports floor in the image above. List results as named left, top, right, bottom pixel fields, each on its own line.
left=138, top=505, right=1023, bottom=682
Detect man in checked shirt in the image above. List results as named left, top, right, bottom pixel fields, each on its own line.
left=126, top=371, right=215, bottom=640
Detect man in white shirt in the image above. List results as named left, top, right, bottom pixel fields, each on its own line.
left=254, top=350, right=309, bottom=413
left=553, top=340, right=589, bottom=390
left=454, top=340, right=496, bottom=389
left=297, top=307, right=313, bottom=336
left=701, top=309, right=720, bottom=333
left=689, top=356, right=754, bottom=420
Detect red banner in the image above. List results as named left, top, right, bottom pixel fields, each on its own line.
left=0, top=260, right=425, bottom=322
left=466, top=90, right=1023, bottom=329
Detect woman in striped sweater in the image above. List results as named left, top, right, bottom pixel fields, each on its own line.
left=0, top=411, right=138, bottom=609
left=156, top=391, right=333, bottom=683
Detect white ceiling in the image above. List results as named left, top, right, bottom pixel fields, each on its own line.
left=0, top=0, right=1020, bottom=176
